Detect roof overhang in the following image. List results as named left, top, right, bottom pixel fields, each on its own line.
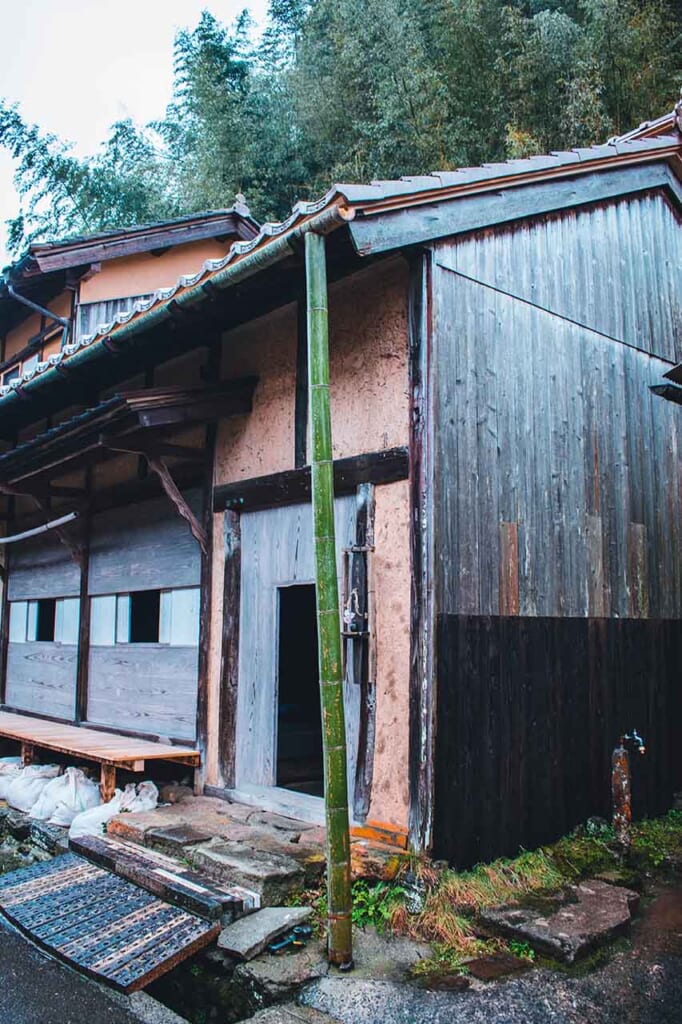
left=0, top=134, right=679, bottom=436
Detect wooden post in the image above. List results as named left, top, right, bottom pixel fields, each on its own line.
left=21, top=742, right=35, bottom=766
left=305, top=230, right=353, bottom=968
left=75, top=489, right=92, bottom=725
left=196, top=340, right=221, bottom=791
left=100, top=763, right=116, bottom=803
left=0, top=496, right=14, bottom=707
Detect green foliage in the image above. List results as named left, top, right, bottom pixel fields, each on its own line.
left=1, top=0, right=680, bottom=253
left=509, top=939, right=536, bottom=960
left=351, top=879, right=406, bottom=930
left=630, top=810, right=682, bottom=869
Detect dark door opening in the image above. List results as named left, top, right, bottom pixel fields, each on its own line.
left=129, top=590, right=161, bottom=643
left=36, top=598, right=56, bottom=642
left=276, top=584, right=323, bottom=797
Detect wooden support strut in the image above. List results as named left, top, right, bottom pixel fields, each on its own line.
left=145, top=456, right=208, bottom=554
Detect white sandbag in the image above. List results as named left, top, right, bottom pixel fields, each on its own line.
left=68, top=783, right=135, bottom=839
left=123, top=781, right=159, bottom=814
left=30, top=772, right=72, bottom=820
left=0, top=761, right=23, bottom=800
left=49, top=768, right=100, bottom=827
left=6, top=764, right=61, bottom=812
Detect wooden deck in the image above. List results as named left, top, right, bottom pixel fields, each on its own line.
left=0, top=711, right=200, bottom=800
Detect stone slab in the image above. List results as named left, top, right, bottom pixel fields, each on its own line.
left=234, top=942, right=329, bottom=1001
left=190, top=840, right=305, bottom=904
left=464, top=953, right=532, bottom=980
left=218, top=906, right=313, bottom=960
left=479, top=879, right=639, bottom=963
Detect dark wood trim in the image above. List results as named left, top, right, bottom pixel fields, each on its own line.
left=217, top=511, right=241, bottom=787
left=0, top=496, right=14, bottom=706
left=407, top=250, right=436, bottom=853
left=352, top=482, right=376, bottom=822
left=349, top=163, right=680, bottom=256
left=33, top=213, right=252, bottom=273
left=195, top=343, right=220, bottom=786
left=214, top=446, right=409, bottom=514
left=295, top=292, right=308, bottom=468
left=75, top=473, right=92, bottom=725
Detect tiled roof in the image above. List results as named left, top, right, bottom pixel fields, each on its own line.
left=1, top=132, right=680, bottom=403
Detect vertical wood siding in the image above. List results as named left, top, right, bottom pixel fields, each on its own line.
left=433, top=194, right=682, bottom=619
left=435, top=615, right=682, bottom=867
left=431, top=192, right=682, bottom=864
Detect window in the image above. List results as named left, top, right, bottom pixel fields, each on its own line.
left=8, top=598, right=79, bottom=643
left=35, top=598, right=56, bottom=641
left=90, top=588, right=200, bottom=646
left=129, top=590, right=161, bottom=643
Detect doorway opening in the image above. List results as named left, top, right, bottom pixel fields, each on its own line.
left=276, top=584, right=323, bottom=797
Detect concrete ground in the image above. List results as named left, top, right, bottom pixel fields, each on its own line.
left=0, top=918, right=186, bottom=1024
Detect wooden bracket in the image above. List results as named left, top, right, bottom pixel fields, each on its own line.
left=100, top=434, right=206, bottom=463
left=145, top=456, right=208, bottom=554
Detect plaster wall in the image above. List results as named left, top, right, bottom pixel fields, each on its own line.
left=79, top=240, right=232, bottom=303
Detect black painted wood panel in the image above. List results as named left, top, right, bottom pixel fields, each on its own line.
left=434, top=614, right=682, bottom=868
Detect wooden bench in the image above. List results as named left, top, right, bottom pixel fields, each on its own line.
left=0, top=711, right=200, bottom=801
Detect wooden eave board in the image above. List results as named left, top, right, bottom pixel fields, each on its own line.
left=0, top=711, right=200, bottom=767
left=0, top=853, right=219, bottom=992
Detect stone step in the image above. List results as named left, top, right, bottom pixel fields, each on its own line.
left=479, top=878, right=639, bottom=963
left=189, top=838, right=305, bottom=905
left=217, top=906, right=314, bottom=961
left=70, top=833, right=260, bottom=922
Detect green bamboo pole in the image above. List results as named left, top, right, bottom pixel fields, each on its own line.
left=305, top=229, right=353, bottom=967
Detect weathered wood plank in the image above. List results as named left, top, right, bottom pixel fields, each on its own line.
left=434, top=614, right=682, bottom=868
left=89, top=492, right=202, bottom=595
left=8, top=532, right=81, bottom=601
left=499, top=523, right=519, bottom=615
left=213, top=448, right=409, bottom=514
left=87, top=646, right=199, bottom=741
left=6, top=642, right=78, bottom=720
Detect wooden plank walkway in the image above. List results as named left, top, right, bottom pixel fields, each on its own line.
left=0, top=710, right=200, bottom=800
left=0, top=853, right=219, bottom=992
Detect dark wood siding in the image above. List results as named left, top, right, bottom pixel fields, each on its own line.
left=8, top=534, right=81, bottom=601
left=431, top=191, right=682, bottom=864
left=434, top=615, right=682, bottom=867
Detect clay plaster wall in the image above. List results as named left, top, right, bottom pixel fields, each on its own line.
left=207, top=257, right=413, bottom=828
left=3, top=293, right=72, bottom=363
left=79, top=240, right=232, bottom=304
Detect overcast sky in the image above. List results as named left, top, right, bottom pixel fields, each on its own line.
left=0, top=0, right=269, bottom=264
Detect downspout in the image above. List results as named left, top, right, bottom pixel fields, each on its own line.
left=305, top=230, right=353, bottom=968
left=6, top=283, right=71, bottom=349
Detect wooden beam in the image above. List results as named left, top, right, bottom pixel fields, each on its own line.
left=213, top=446, right=409, bottom=514
left=146, top=456, right=208, bottom=554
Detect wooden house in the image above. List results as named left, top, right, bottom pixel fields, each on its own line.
left=0, top=115, right=680, bottom=867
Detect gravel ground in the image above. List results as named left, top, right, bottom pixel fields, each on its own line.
left=299, top=883, right=682, bottom=1024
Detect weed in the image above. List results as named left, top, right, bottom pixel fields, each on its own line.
left=351, top=880, right=406, bottom=931
left=508, top=939, right=536, bottom=961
